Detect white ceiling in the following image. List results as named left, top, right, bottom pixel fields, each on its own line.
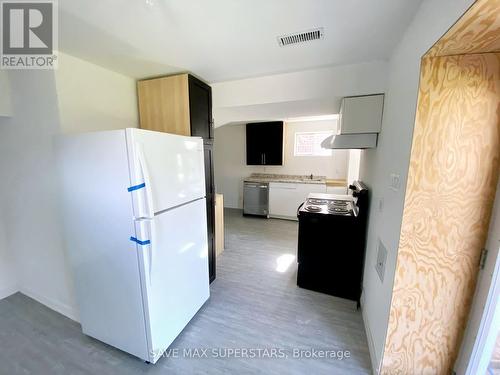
left=59, top=0, right=422, bottom=82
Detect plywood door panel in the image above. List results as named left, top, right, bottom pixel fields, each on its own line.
left=137, top=74, right=191, bottom=136
left=426, top=0, right=500, bottom=57
left=381, top=53, right=500, bottom=374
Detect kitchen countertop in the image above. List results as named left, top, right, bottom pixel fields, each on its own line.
left=244, top=173, right=327, bottom=185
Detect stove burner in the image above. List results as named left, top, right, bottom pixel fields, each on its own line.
left=330, top=200, right=348, bottom=207
left=308, top=198, right=328, bottom=205
left=305, top=205, right=323, bottom=212
left=327, top=205, right=351, bottom=214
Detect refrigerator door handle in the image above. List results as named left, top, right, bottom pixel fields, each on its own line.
left=135, top=218, right=155, bottom=283
left=148, top=218, right=155, bottom=282
left=136, top=143, right=155, bottom=219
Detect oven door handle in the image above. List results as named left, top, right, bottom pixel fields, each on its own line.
left=297, top=202, right=305, bottom=218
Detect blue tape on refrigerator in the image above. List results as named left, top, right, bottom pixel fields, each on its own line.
left=127, top=182, right=146, bottom=192
left=130, top=236, right=151, bottom=246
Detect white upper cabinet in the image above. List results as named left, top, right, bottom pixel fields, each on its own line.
left=338, top=94, right=384, bottom=135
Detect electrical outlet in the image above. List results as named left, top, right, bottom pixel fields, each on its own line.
left=390, top=173, right=401, bottom=191
left=375, top=239, right=387, bottom=283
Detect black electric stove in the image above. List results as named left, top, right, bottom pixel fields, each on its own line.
left=296, top=182, right=369, bottom=305
left=300, top=194, right=357, bottom=217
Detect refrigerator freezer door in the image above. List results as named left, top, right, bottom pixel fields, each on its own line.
left=126, top=129, right=206, bottom=216
left=134, top=198, right=210, bottom=363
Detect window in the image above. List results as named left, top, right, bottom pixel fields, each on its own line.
left=294, top=131, right=333, bottom=156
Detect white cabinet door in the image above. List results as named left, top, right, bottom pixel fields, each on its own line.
left=269, top=183, right=326, bottom=220
left=339, top=94, right=384, bottom=134
left=269, top=183, right=300, bottom=220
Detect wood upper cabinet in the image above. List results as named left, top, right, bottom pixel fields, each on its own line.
left=246, top=121, right=284, bottom=165
left=137, top=73, right=213, bottom=140
left=137, top=74, right=191, bottom=136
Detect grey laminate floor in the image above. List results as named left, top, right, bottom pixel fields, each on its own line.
left=0, top=209, right=371, bottom=375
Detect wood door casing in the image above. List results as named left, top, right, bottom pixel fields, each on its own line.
left=426, top=0, right=500, bottom=57
left=380, top=53, right=500, bottom=374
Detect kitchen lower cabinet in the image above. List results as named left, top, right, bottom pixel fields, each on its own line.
left=269, top=183, right=326, bottom=220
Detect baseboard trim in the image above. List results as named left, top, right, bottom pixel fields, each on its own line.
left=19, top=287, right=79, bottom=322
left=268, top=214, right=298, bottom=221
left=0, top=284, right=19, bottom=300
left=224, top=206, right=242, bottom=210
left=361, top=300, right=381, bottom=374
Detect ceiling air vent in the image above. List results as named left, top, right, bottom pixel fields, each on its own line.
left=278, top=28, right=324, bottom=47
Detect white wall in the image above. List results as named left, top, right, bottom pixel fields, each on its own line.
left=358, top=0, right=474, bottom=372
left=0, top=103, right=16, bottom=299
left=0, top=52, right=138, bottom=320
left=214, top=120, right=349, bottom=208
left=56, top=53, right=138, bottom=133
left=212, top=61, right=388, bottom=126
left=347, top=150, right=361, bottom=186
left=0, top=210, right=17, bottom=299
left=0, top=71, right=12, bottom=117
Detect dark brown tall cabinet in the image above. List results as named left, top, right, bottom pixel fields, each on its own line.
left=137, top=73, right=216, bottom=283
left=188, top=77, right=216, bottom=284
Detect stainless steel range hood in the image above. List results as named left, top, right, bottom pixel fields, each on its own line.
left=321, top=133, right=378, bottom=149
left=321, top=93, right=384, bottom=149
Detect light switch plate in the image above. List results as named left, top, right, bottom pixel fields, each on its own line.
left=376, top=239, right=387, bottom=283
left=390, top=173, right=401, bottom=191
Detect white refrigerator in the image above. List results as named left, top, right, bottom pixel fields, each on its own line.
left=59, top=128, right=210, bottom=364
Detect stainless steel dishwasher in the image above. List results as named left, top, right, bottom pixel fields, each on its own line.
left=243, top=181, right=269, bottom=217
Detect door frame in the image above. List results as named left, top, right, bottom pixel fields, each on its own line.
left=379, top=0, right=500, bottom=372
left=454, top=181, right=500, bottom=374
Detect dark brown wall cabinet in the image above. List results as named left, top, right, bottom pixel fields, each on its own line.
left=246, top=121, right=284, bottom=166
